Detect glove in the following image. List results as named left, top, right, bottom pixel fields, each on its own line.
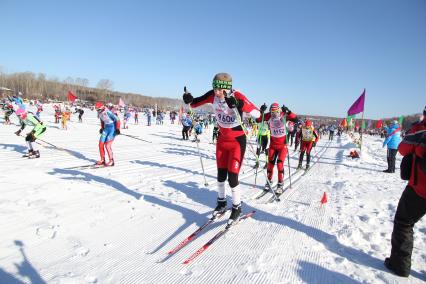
left=313, top=141, right=316, bottom=147
left=99, top=128, right=103, bottom=134
left=224, top=95, right=238, bottom=108
left=183, top=93, right=193, bottom=104
left=260, top=103, right=267, bottom=113
left=281, top=105, right=290, bottom=114
left=15, top=130, right=21, bottom=136
left=115, top=129, right=120, bottom=135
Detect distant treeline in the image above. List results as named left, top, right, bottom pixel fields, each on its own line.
left=0, top=70, right=182, bottom=110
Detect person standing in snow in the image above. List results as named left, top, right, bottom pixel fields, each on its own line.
left=134, top=111, right=139, bottom=124
left=257, top=102, right=297, bottom=194
left=95, top=102, right=120, bottom=166
left=328, top=125, right=335, bottom=141
left=181, top=112, right=192, bottom=140
left=297, top=119, right=319, bottom=170
left=182, top=73, right=260, bottom=225
left=14, top=108, right=47, bottom=158
left=385, top=107, right=426, bottom=277
left=382, top=120, right=402, bottom=173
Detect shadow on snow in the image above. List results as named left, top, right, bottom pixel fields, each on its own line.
left=0, top=240, right=46, bottom=284
left=49, top=168, right=142, bottom=200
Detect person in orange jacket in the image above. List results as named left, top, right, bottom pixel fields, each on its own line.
left=297, top=119, right=319, bottom=170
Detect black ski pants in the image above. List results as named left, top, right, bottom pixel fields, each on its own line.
left=388, top=185, right=426, bottom=275
left=387, top=148, right=397, bottom=172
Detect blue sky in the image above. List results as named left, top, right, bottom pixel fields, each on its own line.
left=1, top=0, right=425, bottom=119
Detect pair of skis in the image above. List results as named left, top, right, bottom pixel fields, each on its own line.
left=64, top=163, right=110, bottom=170
left=165, top=210, right=256, bottom=265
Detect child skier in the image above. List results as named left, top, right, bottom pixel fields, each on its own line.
left=14, top=108, right=47, bottom=158
left=297, top=119, right=319, bottom=170
left=95, top=102, right=120, bottom=166
left=182, top=72, right=260, bottom=225
left=257, top=103, right=297, bottom=194
left=193, top=119, right=203, bottom=142
left=61, top=108, right=71, bottom=130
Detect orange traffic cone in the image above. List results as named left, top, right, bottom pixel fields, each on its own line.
left=320, top=192, right=328, bottom=205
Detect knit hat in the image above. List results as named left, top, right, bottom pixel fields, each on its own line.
left=270, top=102, right=280, bottom=112
left=423, top=106, right=426, bottom=116
left=212, top=73, right=232, bottom=90
left=15, top=108, right=27, bottom=120
left=95, top=102, right=105, bottom=110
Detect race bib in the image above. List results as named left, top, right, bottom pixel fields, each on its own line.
left=302, top=128, right=314, bottom=141
left=213, top=97, right=240, bottom=128
left=269, top=119, right=286, bottom=138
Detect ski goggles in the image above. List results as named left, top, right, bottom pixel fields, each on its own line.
left=212, top=80, right=232, bottom=90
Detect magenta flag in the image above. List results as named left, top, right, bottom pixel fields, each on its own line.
left=347, top=89, right=365, bottom=116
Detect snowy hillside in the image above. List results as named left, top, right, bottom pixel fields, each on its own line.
left=0, top=105, right=425, bottom=284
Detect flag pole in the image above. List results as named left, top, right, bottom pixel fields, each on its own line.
left=360, top=110, right=364, bottom=151
left=360, top=88, right=366, bottom=151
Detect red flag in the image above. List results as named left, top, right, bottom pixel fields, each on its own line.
left=67, top=90, right=77, bottom=102
left=376, top=120, right=383, bottom=129
left=320, top=192, right=328, bottom=205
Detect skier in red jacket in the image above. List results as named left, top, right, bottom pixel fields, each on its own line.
left=183, top=73, right=260, bottom=225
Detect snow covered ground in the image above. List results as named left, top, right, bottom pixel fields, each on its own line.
left=0, top=105, right=425, bottom=284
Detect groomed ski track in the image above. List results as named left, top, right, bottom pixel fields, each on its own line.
left=0, top=108, right=425, bottom=283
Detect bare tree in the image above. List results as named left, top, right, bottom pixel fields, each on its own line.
left=96, top=79, right=113, bottom=102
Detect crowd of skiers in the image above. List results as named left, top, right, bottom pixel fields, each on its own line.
left=2, top=75, right=424, bottom=279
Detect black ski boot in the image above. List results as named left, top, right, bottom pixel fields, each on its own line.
left=28, top=150, right=40, bottom=159
left=227, top=203, right=241, bottom=226
left=213, top=198, right=227, bottom=217
left=22, top=150, right=34, bottom=158
left=275, top=182, right=284, bottom=194
left=297, top=152, right=304, bottom=169
left=306, top=154, right=311, bottom=170
left=33, top=150, right=40, bottom=158
left=264, top=180, right=273, bottom=192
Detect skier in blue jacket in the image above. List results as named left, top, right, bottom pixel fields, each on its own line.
left=181, top=113, right=192, bottom=140
left=382, top=120, right=402, bottom=173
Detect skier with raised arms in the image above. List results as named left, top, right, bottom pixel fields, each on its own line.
left=182, top=73, right=260, bottom=225
left=257, top=102, right=297, bottom=194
